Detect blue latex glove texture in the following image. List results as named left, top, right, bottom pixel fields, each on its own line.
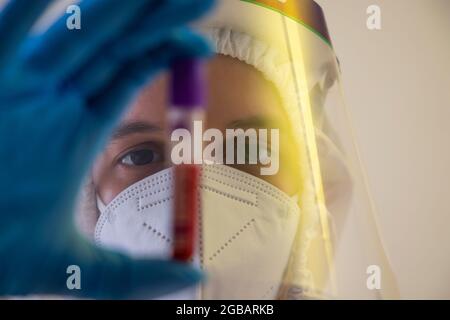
left=0, top=0, right=214, bottom=298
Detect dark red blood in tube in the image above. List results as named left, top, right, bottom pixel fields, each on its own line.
left=173, top=164, right=199, bottom=261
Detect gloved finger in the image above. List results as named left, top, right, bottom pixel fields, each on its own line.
left=69, top=238, right=203, bottom=299
left=78, top=257, right=202, bottom=299
left=71, top=0, right=215, bottom=98
left=12, top=237, right=203, bottom=299
left=85, top=28, right=210, bottom=128
left=21, top=0, right=153, bottom=82
left=0, top=0, right=52, bottom=68
left=116, top=0, right=215, bottom=58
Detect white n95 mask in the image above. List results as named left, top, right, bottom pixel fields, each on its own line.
left=94, top=164, right=300, bottom=300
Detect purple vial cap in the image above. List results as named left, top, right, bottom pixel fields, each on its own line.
left=171, top=58, right=205, bottom=109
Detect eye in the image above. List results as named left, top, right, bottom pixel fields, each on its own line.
left=120, top=148, right=162, bottom=166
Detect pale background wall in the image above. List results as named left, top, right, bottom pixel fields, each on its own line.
left=315, top=0, right=450, bottom=299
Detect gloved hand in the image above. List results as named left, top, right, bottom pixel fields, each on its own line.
left=0, top=0, right=214, bottom=299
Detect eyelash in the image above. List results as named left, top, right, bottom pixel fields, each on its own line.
left=118, top=144, right=164, bottom=167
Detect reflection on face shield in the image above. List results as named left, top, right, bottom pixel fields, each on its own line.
left=77, top=0, right=399, bottom=300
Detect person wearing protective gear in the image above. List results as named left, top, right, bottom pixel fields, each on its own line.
left=78, top=0, right=400, bottom=300
left=0, top=0, right=216, bottom=298
left=83, top=52, right=302, bottom=300
left=1, top=0, right=399, bottom=300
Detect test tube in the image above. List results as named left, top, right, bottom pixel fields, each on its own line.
left=169, top=58, right=205, bottom=262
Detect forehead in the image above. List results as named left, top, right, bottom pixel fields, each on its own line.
left=122, top=54, right=283, bottom=125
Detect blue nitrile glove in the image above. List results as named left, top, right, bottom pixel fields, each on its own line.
left=0, top=0, right=214, bottom=299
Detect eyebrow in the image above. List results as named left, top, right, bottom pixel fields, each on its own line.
left=111, top=121, right=163, bottom=140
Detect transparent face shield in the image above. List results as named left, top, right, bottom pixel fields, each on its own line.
left=76, top=0, right=398, bottom=300
left=194, top=0, right=399, bottom=299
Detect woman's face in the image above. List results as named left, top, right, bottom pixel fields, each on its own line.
left=93, top=55, right=300, bottom=204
